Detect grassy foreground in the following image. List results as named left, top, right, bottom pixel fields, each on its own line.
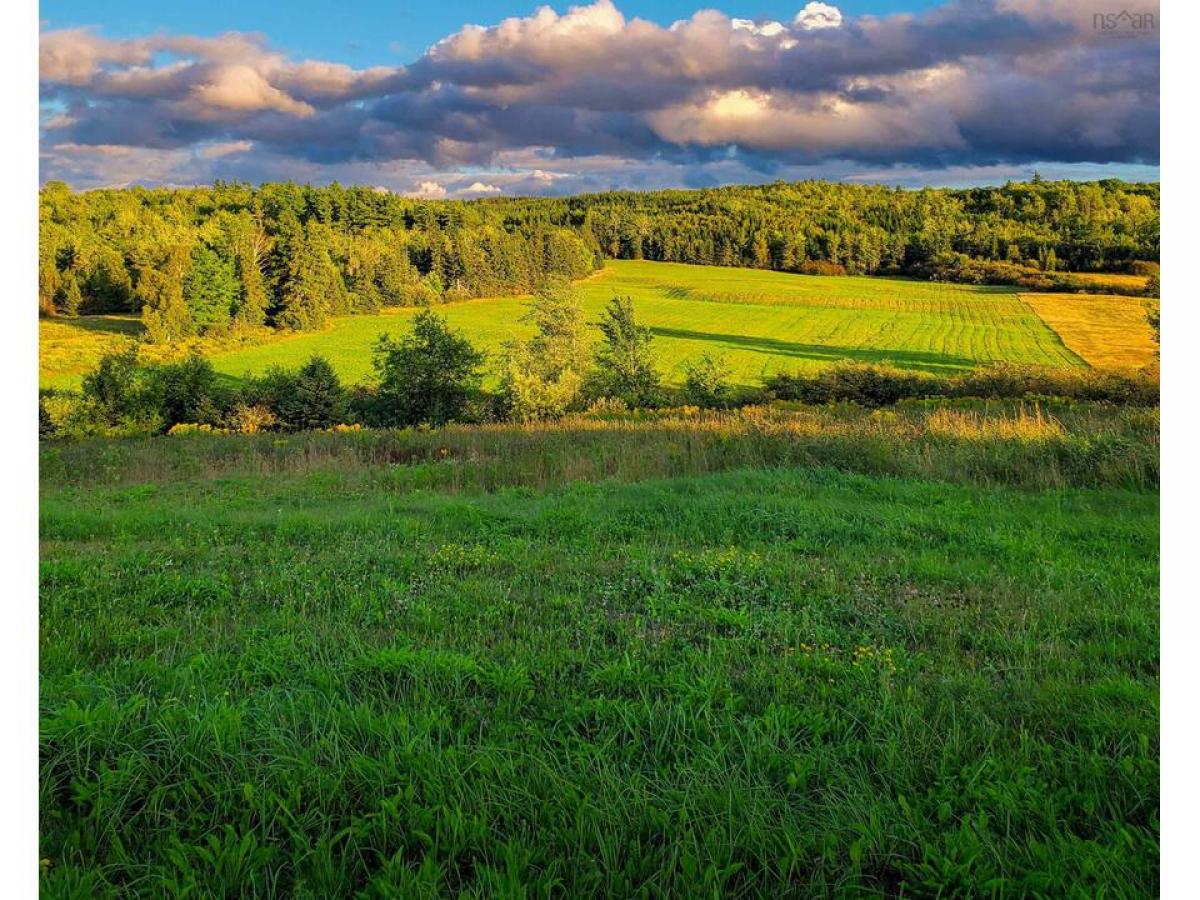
left=40, top=260, right=1094, bottom=390
left=41, top=405, right=1158, bottom=895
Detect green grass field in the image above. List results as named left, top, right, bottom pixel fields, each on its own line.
left=40, top=405, right=1159, bottom=895
left=40, top=261, right=1090, bottom=390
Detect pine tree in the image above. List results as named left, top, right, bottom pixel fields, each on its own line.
left=184, top=245, right=238, bottom=332
left=275, top=223, right=346, bottom=331
left=232, top=217, right=271, bottom=327
left=290, top=355, right=348, bottom=429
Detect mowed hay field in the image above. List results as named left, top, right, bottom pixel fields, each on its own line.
left=40, top=407, right=1159, bottom=895
left=1020, top=292, right=1159, bottom=371
left=40, top=260, right=1099, bottom=390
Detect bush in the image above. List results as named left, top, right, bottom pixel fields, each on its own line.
left=766, top=362, right=932, bottom=406
left=226, top=403, right=278, bottom=434
left=500, top=281, right=589, bottom=421
left=680, top=354, right=733, bottom=408
left=798, top=260, right=847, bottom=276
left=765, top=361, right=1158, bottom=408
left=141, top=355, right=230, bottom=428
left=81, top=348, right=142, bottom=421
left=372, top=310, right=486, bottom=427
left=242, top=355, right=349, bottom=431
left=166, top=422, right=228, bottom=436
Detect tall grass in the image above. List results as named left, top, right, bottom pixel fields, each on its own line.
left=42, top=400, right=1159, bottom=492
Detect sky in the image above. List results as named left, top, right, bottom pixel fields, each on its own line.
left=39, top=0, right=1160, bottom=195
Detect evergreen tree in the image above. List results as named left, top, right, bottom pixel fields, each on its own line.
left=231, top=218, right=271, bottom=327
left=58, top=274, right=84, bottom=317
left=275, top=223, right=346, bottom=331
left=184, top=245, right=238, bottom=331
left=289, top=355, right=348, bottom=429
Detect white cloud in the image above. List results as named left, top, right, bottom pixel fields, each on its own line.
left=38, top=1, right=1159, bottom=189
left=410, top=180, right=447, bottom=197
left=459, top=181, right=502, bottom=195
left=794, top=2, right=843, bottom=31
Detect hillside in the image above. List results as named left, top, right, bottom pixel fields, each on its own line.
left=43, top=260, right=1159, bottom=391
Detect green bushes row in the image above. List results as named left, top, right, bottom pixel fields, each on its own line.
left=764, top=361, right=1159, bottom=407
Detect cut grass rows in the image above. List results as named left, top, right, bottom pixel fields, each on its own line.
left=40, top=260, right=1098, bottom=390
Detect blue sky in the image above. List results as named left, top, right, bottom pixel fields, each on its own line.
left=41, top=1, right=946, bottom=66
left=39, top=1, right=1160, bottom=194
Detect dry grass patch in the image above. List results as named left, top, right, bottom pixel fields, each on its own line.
left=1020, top=292, right=1157, bottom=370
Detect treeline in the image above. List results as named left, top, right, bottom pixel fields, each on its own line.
left=497, top=177, right=1159, bottom=276
left=39, top=178, right=1159, bottom=338
left=40, top=286, right=1158, bottom=441
left=38, top=181, right=601, bottom=340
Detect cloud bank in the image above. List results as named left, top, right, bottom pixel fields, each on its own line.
left=39, top=0, right=1160, bottom=193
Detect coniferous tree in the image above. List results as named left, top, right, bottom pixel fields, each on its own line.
left=275, top=222, right=346, bottom=331
left=289, top=355, right=348, bottom=429
left=184, top=245, right=238, bottom=332
left=58, top=274, right=84, bottom=317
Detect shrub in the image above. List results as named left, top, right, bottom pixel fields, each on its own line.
left=500, top=281, right=589, bottom=421
left=39, top=391, right=92, bottom=440
left=372, top=310, right=485, bottom=427
left=586, top=296, right=662, bottom=407
left=681, top=354, right=733, bottom=408
left=242, top=356, right=349, bottom=431
left=765, top=361, right=1159, bottom=408
left=766, top=362, right=932, bottom=406
left=141, top=355, right=230, bottom=428
left=226, top=402, right=278, bottom=434
left=81, top=348, right=142, bottom=421
left=166, top=422, right=228, bottom=435
left=798, top=260, right=847, bottom=276
left=503, top=357, right=585, bottom=422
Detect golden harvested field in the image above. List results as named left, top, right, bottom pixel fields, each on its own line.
left=1020, top=292, right=1158, bottom=370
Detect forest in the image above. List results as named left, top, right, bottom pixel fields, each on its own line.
left=38, top=178, right=1160, bottom=341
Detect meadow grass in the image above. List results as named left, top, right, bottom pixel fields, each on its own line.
left=39, top=315, right=141, bottom=386
left=1019, top=292, right=1159, bottom=371
left=39, top=408, right=1160, bottom=896
left=40, top=261, right=1093, bottom=390
left=40, top=401, right=1159, bottom=492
